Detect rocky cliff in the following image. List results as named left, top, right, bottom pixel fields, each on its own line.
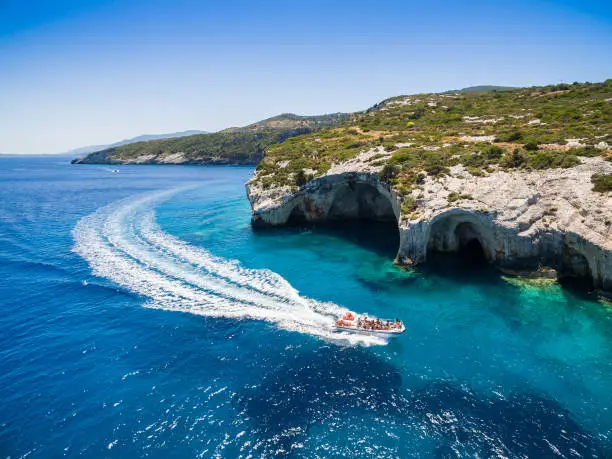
left=246, top=81, right=612, bottom=292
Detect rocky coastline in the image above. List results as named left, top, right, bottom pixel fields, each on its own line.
left=246, top=157, right=612, bottom=293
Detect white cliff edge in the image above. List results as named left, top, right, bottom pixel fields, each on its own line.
left=246, top=157, right=612, bottom=292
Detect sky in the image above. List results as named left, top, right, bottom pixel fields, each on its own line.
left=1, top=0, right=611, bottom=153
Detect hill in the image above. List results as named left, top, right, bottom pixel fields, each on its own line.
left=72, top=114, right=350, bottom=165
left=65, top=130, right=208, bottom=157
left=444, top=85, right=518, bottom=93
left=251, top=80, right=611, bottom=191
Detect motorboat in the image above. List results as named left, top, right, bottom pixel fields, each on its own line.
left=334, top=312, right=405, bottom=336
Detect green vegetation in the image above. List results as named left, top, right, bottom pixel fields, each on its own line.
left=569, top=146, right=602, bottom=157
left=448, top=192, right=473, bottom=203
left=592, top=174, right=612, bottom=193
left=379, top=164, right=400, bottom=183
left=524, top=149, right=580, bottom=169
left=254, top=80, right=612, bottom=194
left=85, top=130, right=303, bottom=165
left=401, top=195, right=417, bottom=214
left=73, top=113, right=351, bottom=165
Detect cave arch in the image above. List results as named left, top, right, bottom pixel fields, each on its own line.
left=285, top=177, right=400, bottom=258
left=427, top=211, right=494, bottom=265
left=327, top=180, right=398, bottom=222
left=455, top=222, right=488, bottom=265
left=287, top=204, right=308, bottom=226
left=558, top=244, right=594, bottom=289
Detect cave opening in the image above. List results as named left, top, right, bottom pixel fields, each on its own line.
left=557, top=245, right=594, bottom=293
left=458, top=237, right=487, bottom=265
left=426, top=216, right=494, bottom=279
left=286, top=181, right=400, bottom=259
left=454, top=222, right=488, bottom=266
left=327, top=181, right=397, bottom=223
left=287, top=205, right=308, bottom=226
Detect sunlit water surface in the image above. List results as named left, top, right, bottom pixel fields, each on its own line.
left=1, top=156, right=611, bottom=457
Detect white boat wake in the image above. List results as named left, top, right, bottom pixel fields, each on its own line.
left=72, top=189, right=388, bottom=346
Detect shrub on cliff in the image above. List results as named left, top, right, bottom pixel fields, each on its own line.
left=526, top=150, right=580, bottom=169
left=295, top=169, right=308, bottom=187
left=401, top=196, right=417, bottom=214
left=484, top=145, right=505, bottom=160
left=447, top=192, right=473, bottom=203
left=570, top=146, right=601, bottom=157
left=424, top=163, right=450, bottom=177
left=592, top=174, right=612, bottom=192
left=501, top=149, right=526, bottom=168
left=467, top=166, right=486, bottom=176
left=498, top=130, right=523, bottom=143
left=379, top=164, right=400, bottom=183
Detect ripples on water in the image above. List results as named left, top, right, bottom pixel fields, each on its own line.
left=1, top=157, right=611, bottom=457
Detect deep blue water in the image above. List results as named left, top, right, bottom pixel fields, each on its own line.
left=1, top=155, right=612, bottom=458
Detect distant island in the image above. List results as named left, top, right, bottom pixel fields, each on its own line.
left=65, top=130, right=208, bottom=157
left=71, top=113, right=350, bottom=165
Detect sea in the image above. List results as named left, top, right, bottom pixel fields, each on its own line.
left=1, top=155, right=611, bottom=458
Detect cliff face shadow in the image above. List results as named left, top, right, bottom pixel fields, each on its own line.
left=423, top=249, right=503, bottom=285
left=557, top=275, right=598, bottom=301
left=306, top=220, right=400, bottom=259
left=234, top=345, right=603, bottom=457
left=253, top=219, right=400, bottom=260
left=253, top=178, right=401, bottom=260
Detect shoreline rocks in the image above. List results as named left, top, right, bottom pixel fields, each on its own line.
left=246, top=158, right=612, bottom=292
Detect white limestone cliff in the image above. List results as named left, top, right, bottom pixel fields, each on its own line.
left=246, top=157, right=612, bottom=292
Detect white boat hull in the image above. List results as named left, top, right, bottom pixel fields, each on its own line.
left=334, top=324, right=405, bottom=336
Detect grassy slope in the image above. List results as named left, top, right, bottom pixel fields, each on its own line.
left=72, top=113, right=351, bottom=164
left=254, top=81, right=612, bottom=202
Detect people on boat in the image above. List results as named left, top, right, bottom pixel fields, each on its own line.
left=336, top=313, right=403, bottom=331
left=343, top=312, right=355, bottom=321
left=336, top=316, right=402, bottom=331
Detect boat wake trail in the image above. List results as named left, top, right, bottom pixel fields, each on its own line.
left=72, top=189, right=387, bottom=346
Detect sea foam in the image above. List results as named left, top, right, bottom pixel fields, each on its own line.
left=72, top=189, right=387, bottom=346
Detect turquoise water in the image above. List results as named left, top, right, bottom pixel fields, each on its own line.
left=1, top=155, right=612, bottom=457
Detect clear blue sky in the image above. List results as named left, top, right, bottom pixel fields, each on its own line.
left=1, top=0, right=611, bottom=153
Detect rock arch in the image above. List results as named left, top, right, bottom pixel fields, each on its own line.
left=558, top=243, right=594, bottom=288
left=271, top=173, right=399, bottom=226
left=426, top=210, right=495, bottom=263
left=327, top=180, right=397, bottom=222
left=255, top=173, right=401, bottom=256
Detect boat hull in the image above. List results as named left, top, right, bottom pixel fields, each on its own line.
left=334, top=325, right=405, bottom=336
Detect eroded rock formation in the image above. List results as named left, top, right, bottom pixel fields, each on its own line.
left=248, top=172, right=399, bottom=227
left=246, top=157, right=612, bottom=292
